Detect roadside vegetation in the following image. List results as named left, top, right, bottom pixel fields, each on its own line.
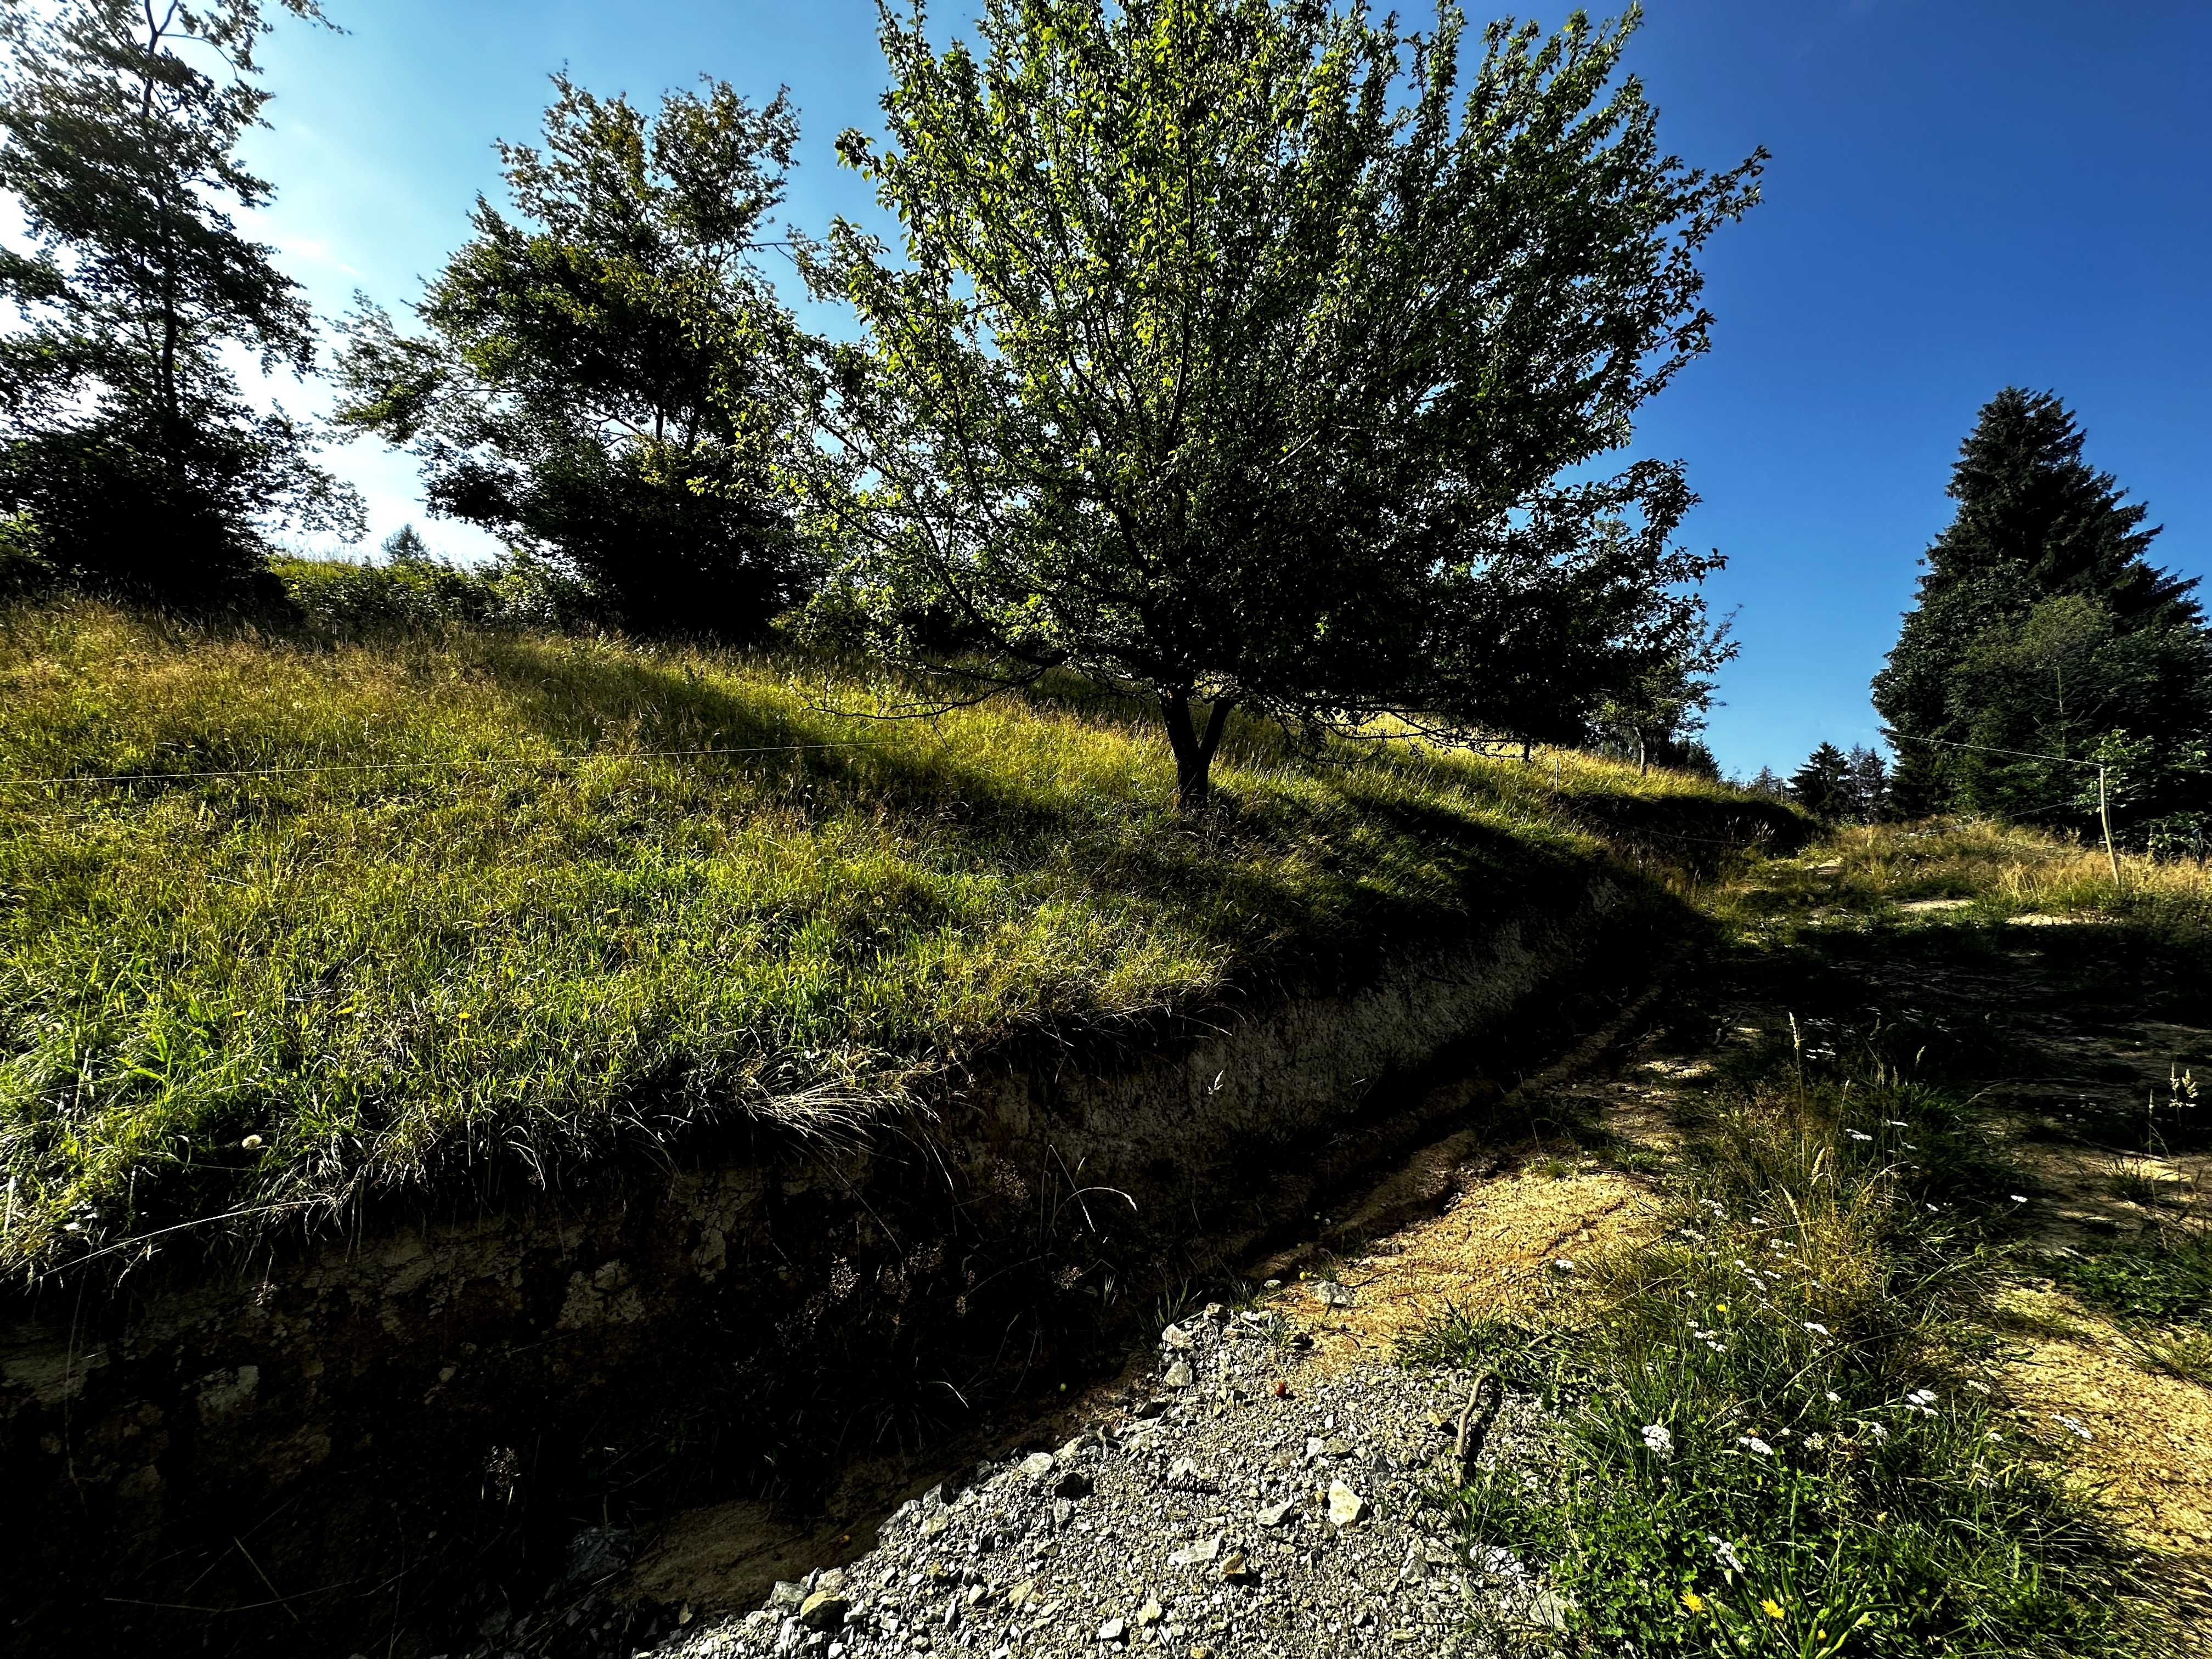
left=1421, top=1057, right=2157, bottom=1657
left=0, top=601, right=1793, bottom=1278
left=1406, top=820, right=2212, bottom=1655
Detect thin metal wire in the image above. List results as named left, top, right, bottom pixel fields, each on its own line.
left=1884, top=730, right=2106, bottom=769
left=0, top=740, right=884, bottom=790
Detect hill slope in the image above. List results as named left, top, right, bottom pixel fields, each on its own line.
left=0, top=604, right=1797, bottom=1274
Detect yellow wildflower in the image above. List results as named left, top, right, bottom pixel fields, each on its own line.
left=1761, top=1598, right=1786, bottom=1621
left=1681, top=1589, right=1708, bottom=1613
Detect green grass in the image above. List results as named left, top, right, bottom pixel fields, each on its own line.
left=2061, top=1226, right=2212, bottom=1325
left=0, top=601, right=1795, bottom=1276
left=1409, top=1063, right=2162, bottom=1657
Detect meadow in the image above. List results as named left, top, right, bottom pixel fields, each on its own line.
left=0, top=601, right=1791, bottom=1277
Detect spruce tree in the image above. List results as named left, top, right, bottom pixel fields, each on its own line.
left=1874, top=389, right=2210, bottom=828
left=1789, top=742, right=1852, bottom=821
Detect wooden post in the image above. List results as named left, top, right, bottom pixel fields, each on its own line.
left=2098, top=764, right=2123, bottom=891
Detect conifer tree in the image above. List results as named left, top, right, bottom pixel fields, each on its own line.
left=1788, top=742, right=1851, bottom=820
left=1875, top=389, right=2210, bottom=828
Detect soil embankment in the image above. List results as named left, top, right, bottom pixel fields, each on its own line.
left=0, top=876, right=1673, bottom=1658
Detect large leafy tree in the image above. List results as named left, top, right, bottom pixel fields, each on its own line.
left=0, top=0, right=362, bottom=599
left=336, top=75, right=811, bottom=637
left=799, top=0, right=1759, bottom=809
left=1874, top=389, right=2210, bottom=830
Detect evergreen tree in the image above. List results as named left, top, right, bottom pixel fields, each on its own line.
left=0, top=0, right=362, bottom=601
left=1843, top=744, right=1890, bottom=823
left=1747, top=765, right=1788, bottom=801
left=1789, top=742, right=1851, bottom=820
left=1874, top=390, right=2210, bottom=828
left=337, top=75, right=811, bottom=638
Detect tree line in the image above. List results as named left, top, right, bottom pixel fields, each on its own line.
left=0, top=0, right=1763, bottom=809
left=1771, top=388, right=2210, bottom=854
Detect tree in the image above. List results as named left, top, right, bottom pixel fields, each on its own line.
left=336, top=75, right=810, bottom=637
left=1874, top=389, right=2210, bottom=827
left=0, top=0, right=362, bottom=600
left=1842, top=743, right=1889, bottom=823
left=799, top=0, right=1760, bottom=810
left=1789, top=742, right=1850, bottom=821
left=1746, top=765, right=1788, bottom=801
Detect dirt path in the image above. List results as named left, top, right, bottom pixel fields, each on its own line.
left=480, top=879, right=2212, bottom=1658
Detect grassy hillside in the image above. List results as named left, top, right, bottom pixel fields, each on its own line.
left=0, top=603, right=1795, bottom=1276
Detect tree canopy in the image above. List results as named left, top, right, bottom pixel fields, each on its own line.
left=336, top=74, right=812, bottom=637
left=0, top=0, right=361, bottom=599
left=798, top=0, right=1759, bottom=806
left=1874, top=388, right=2210, bottom=838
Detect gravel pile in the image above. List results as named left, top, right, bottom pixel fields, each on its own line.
left=656, top=1296, right=1565, bottom=1659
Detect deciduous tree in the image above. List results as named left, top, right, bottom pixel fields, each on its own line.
left=337, top=75, right=810, bottom=637
left=0, top=0, right=362, bottom=600
left=800, top=0, right=1759, bottom=809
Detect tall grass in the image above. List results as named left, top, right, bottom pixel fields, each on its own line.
left=1413, top=1060, right=2163, bottom=1656
left=0, top=603, right=1788, bottom=1276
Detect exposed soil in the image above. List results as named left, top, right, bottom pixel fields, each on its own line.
left=534, top=872, right=2212, bottom=1659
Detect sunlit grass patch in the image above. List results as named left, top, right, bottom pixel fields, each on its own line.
left=1413, top=1064, right=2166, bottom=1656
left=0, top=602, right=1793, bottom=1276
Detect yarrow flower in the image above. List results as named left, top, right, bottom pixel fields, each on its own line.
left=1737, top=1435, right=1774, bottom=1456
left=1641, top=1423, right=1675, bottom=1459
left=1709, top=1537, right=1745, bottom=1575
left=1847, top=1130, right=1872, bottom=1142
left=1906, top=1388, right=1938, bottom=1408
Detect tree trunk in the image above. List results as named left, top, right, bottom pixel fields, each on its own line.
left=1160, top=691, right=1232, bottom=814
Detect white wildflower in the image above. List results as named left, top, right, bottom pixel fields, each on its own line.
left=1866, top=1422, right=1889, bottom=1441
left=1641, top=1424, right=1675, bottom=1459
left=1825, top=1390, right=1842, bottom=1403
left=1803, top=1322, right=1830, bottom=1336
left=1884, top=1119, right=1909, bottom=1127
left=1709, top=1537, right=1745, bottom=1575
left=1737, top=1436, right=1774, bottom=1456
left=1905, top=1389, right=1937, bottom=1408
left=1551, top=1257, right=1575, bottom=1273
left=2010, top=1195, right=2028, bottom=1204
left=1847, top=1130, right=1872, bottom=1142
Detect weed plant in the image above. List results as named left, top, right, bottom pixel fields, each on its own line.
left=1412, top=1057, right=2161, bottom=1656
left=0, top=603, right=1789, bottom=1275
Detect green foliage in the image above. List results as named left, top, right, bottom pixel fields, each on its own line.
left=272, top=530, right=591, bottom=633
left=1875, top=390, right=2211, bottom=835
left=2062, top=1229, right=2212, bottom=1326
left=335, top=74, right=810, bottom=637
left=0, top=0, right=362, bottom=599
left=1788, top=742, right=1850, bottom=820
left=0, top=602, right=1781, bottom=1276
left=1421, top=1071, right=2155, bottom=1657
left=800, top=0, right=1759, bottom=807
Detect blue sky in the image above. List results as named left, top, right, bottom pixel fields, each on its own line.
left=239, top=0, right=2212, bottom=779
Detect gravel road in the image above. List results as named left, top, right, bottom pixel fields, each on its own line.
left=653, top=1294, right=1564, bottom=1659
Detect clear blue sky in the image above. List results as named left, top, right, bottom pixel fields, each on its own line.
left=239, top=0, right=2212, bottom=780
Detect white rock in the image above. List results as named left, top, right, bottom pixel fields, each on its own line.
left=1019, top=1452, right=1056, bottom=1478
left=1167, top=1532, right=1223, bottom=1568
left=1311, top=1280, right=1356, bottom=1308
left=1325, top=1481, right=1368, bottom=1526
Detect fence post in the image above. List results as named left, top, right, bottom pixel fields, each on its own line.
left=2098, top=764, right=2123, bottom=891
